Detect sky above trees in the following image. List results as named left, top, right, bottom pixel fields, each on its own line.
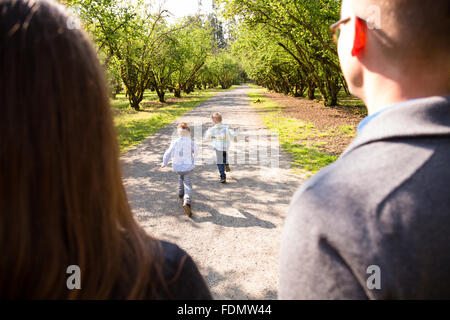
left=154, top=0, right=213, bottom=21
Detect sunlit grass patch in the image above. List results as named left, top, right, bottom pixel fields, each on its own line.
left=249, top=87, right=338, bottom=173
left=338, top=125, right=357, bottom=137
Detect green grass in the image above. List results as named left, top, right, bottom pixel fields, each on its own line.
left=337, top=90, right=365, bottom=107
left=113, top=87, right=235, bottom=153
left=338, top=125, right=357, bottom=137
left=249, top=86, right=339, bottom=174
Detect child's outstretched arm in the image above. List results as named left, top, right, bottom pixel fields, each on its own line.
left=205, top=128, right=212, bottom=140
left=161, top=141, right=175, bottom=168
left=228, top=127, right=238, bottom=142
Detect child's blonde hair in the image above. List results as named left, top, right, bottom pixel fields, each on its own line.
left=177, top=122, right=191, bottom=136
left=212, top=112, right=222, bottom=122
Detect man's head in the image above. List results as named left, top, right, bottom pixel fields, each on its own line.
left=212, top=112, right=222, bottom=124
left=337, top=0, right=450, bottom=110
left=177, top=122, right=191, bottom=137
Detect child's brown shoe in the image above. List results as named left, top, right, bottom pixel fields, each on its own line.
left=183, top=203, right=192, bottom=217
left=225, top=165, right=231, bottom=172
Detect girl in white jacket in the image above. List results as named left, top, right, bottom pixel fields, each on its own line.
left=161, top=123, right=198, bottom=217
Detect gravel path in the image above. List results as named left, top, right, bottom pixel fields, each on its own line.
left=121, top=85, right=304, bottom=299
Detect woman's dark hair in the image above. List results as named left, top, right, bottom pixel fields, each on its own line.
left=0, top=0, right=166, bottom=299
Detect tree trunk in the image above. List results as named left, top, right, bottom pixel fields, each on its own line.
left=342, top=79, right=350, bottom=95
left=327, top=80, right=339, bottom=106
left=298, top=79, right=306, bottom=97
left=156, top=88, right=165, bottom=103
left=129, top=96, right=141, bottom=111
left=174, top=89, right=181, bottom=98
left=307, top=80, right=316, bottom=100
left=317, top=82, right=329, bottom=106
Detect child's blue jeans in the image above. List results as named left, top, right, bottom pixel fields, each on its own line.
left=177, top=171, right=192, bottom=204
left=215, top=150, right=228, bottom=180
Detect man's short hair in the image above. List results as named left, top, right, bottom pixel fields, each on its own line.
left=352, top=0, right=450, bottom=64
left=212, top=112, right=222, bottom=122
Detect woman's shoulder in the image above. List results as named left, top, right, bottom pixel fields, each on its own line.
left=159, top=240, right=187, bottom=267
left=157, top=240, right=213, bottom=300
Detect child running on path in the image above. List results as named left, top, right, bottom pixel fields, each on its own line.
left=205, top=112, right=237, bottom=183
left=161, top=123, right=198, bottom=217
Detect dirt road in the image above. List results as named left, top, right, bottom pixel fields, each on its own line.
left=121, top=85, right=304, bottom=299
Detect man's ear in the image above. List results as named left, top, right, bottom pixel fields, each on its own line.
left=351, top=17, right=367, bottom=57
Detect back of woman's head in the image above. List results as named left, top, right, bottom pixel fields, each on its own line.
left=0, top=0, right=164, bottom=299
